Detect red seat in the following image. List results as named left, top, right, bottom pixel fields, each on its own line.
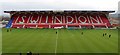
left=11, top=13, right=111, bottom=28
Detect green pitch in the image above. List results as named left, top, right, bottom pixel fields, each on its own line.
left=2, top=28, right=118, bottom=53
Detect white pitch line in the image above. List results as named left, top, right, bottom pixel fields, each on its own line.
left=55, top=29, right=58, bottom=55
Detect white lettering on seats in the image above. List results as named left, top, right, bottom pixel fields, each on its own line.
left=78, top=16, right=87, bottom=24
left=66, top=16, right=74, bottom=24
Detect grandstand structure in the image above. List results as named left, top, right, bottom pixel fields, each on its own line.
left=4, top=11, right=114, bottom=28
left=109, top=1, right=120, bottom=27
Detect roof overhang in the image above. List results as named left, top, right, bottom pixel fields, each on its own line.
left=4, top=10, right=115, bottom=14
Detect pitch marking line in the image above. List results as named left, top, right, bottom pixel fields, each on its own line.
left=55, top=29, right=58, bottom=55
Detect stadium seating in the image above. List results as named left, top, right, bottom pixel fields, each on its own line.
left=8, top=13, right=111, bottom=28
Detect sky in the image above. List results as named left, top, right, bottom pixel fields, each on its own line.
left=0, top=0, right=120, bottom=12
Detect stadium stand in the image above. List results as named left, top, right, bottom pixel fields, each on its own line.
left=5, top=11, right=114, bottom=29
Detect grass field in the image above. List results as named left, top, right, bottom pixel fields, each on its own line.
left=2, top=28, right=118, bottom=54
left=0, top=28, right=2, bottom=54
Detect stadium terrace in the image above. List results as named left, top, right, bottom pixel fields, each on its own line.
left=4, top=11, right=114, bottom=28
